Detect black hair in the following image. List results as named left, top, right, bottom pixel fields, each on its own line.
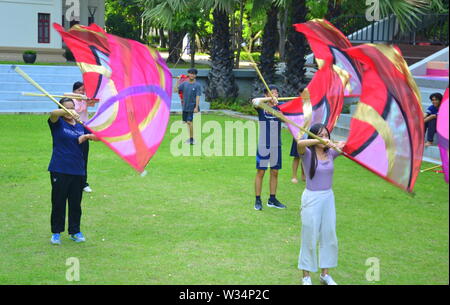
left=307, top=123, right=330, bottom=180
left=430, top=92, right=443, bottom=103
left=73, top=81, right=84, bottom=92
left=263, top=84, right=279, bottom=95
left=187, top=68, right=198, bottom=75
left=58, top=97, right=74, bottom=109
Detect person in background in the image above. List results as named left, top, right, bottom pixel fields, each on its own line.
left=69, top=81, right=97, bottom=192
left=174, top=69, right=202, bottom=145
left=424, top=92, right=443, bottom=147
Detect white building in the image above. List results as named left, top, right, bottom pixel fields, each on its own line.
left=0, top=0, right=105, bottom=62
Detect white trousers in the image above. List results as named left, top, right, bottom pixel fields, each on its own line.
left=298, top=188, right=338, bottom=272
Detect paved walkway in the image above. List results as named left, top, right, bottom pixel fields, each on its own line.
left=159, top=52, right=254, bottom=68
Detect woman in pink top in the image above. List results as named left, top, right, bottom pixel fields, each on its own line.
left=71, top=82, right=96, bottom=193
left=296, top=123, right=345, bottom=285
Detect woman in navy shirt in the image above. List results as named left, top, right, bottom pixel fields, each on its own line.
left=48, top=98, right=97, bottom=245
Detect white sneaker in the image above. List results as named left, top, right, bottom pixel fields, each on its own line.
left=320, top=274, right=337, bottom=285
left=302, top=276, right=312, bottom=285
left=83, top=186, right=92, bottom=193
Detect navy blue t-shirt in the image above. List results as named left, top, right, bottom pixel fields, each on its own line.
left=179, top=81, right=202, bottom=111
left=426, top=105, right=439, bottom=116
left=257, top=107, right=282, bottom=149
left=48, top=117, right=87, bottom=176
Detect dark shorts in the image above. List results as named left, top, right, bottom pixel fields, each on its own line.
left=290, top=138, right=299, bottom=158
left=256, top=146, right=282, bottom=170
left=182, top=111, right=194, bottom=122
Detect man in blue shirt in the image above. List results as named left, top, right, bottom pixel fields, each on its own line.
left=424, top=92, right=443, bottom=146
left=175, top=68, right=202, bottom=145
left=252, top=85, right=286, bottom=211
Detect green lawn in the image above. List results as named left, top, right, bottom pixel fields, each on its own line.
left=0, top=113, right=448, bottom=285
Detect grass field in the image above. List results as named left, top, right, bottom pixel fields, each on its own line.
left=0, top=113, right=448, bottom=285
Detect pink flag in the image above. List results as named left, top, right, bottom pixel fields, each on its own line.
left=437, top=88, right=449, bottom=183
left=54, top=23, right=172, bottom=173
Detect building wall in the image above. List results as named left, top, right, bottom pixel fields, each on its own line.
left=0, top=0, right=62, bottom=49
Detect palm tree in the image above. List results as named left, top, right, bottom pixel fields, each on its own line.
left=201, top=0, right=239, bottom=101
left=141, top=0, right=201, bottom=64
left=283, top=0, right=308, bottom=97
left=377, top=0, right=447, bottom=31
left=325, top=0, right=342, bottom=21
left=252, top=1, right=280, bottom=97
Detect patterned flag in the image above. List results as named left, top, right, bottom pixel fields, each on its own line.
left=437, top=88, right=449, bottom=183
left=294, top=19, right=363, bottom=96
left=343, top=44, right=424, bottom=193
left=278, top=19, right=351, bottom=140
left=54, top=23, right=172, bottom=173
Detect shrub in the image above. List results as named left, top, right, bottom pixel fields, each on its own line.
left=210, top=98, right=257, bottom=116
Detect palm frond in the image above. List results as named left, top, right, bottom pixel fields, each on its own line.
left=378, top=0, right=440, bottom=31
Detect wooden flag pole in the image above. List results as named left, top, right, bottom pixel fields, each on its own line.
left=13, top=66, right=84, bottom=124
left=420, top=164, right=442, bottom=173
left=242, top=44, right=278, bottom=102
left=22, top=92, right=99, bottom=101
left=242, top=46, right=337, bottom=151
left=252, top=98, right=342, bottom=154
left=277, top=97, right=299, bottom=101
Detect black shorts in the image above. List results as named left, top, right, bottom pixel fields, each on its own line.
left=290, top=138, right=299, bottom=158
left=182, top=111, right=194, bottom=122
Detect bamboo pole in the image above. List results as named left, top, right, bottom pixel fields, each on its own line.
left=420, top=164, right=442, bottom=173
left=253, top=99, right=343, bottom=154
left=242, top=45, right=339, bottom=151
left=13, top=66, right=83, bottom=124
left=277, top=96, right=299, bottom=101
left=241, top=44, right=277, bottom=102
left=22, top=92, right=98, bottom=101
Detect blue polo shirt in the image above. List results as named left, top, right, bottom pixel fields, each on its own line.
left=48, top=117, right=87, bottom=176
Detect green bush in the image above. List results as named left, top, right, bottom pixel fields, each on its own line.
left=210, top=98, right=257, bottom=116
left=238, top=51, right=260, bottom=63
left=23, top=50, right=36, bottom=55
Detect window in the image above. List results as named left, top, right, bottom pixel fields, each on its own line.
left=38, top=13, right=50, bottom=43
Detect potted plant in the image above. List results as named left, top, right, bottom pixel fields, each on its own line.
left=23, top=50, right=37, bottom=64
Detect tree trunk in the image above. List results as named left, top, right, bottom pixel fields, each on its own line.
left=325, top=0, right=341, bottom=22
left=278, top=9, right=288, bottom=61
left=190, top=32, right=196, bottom=68
left=167, top=30, right=185, bottom=64
left=253, top=4, right=279, bottom=97
left=283, top=0, right=307, bottom=97
left=234, top=0, right=245, bottom=68
left=205, top=8, right=239, bottom=102
left=159, top=28, right=167, bottom=48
